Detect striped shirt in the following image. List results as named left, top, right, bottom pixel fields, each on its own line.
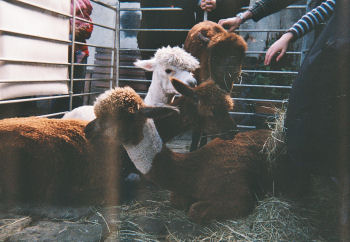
left=249, top=0, right=297, bottom=22
left=287, top=0, right=336, bottom=40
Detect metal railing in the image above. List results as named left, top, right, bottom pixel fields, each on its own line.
left=0, top=0, right=309, bottom=125
left=116, top=3, right=308, bottom=129
left=0, top=0, right=118, bottom=118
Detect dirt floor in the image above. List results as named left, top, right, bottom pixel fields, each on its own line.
left=0, top=134, right=342, bottom=241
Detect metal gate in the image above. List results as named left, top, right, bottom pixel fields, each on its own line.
left=0, top=0, right=310, bottom=128
left=0, top=0, right=119, bottom=118
left=117, top=2, right=309, bottom=129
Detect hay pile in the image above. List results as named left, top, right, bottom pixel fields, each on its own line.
left=100, top=107, right=333, bottom=241
left=200, top=197, right=317, bottom=241
left=262, top=106, right=287, bottom=171
left=101, top=187, right=321, bottom=241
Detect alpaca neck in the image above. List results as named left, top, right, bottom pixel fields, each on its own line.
left=123, top=119, right=163, bottom=174
left=144, top=82, right=168, bottom=106
left=123, top=119, right=196, bottom=193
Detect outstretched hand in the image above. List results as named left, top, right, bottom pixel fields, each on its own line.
left=219, top=11, right=252, bottom=33
left=218, top=17, right=242, bottom=32
left=264, top=32, right=294, bottom=65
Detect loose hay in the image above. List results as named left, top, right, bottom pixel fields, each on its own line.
left=197, top=197, right=319, bottom=242
left=99, top=111, right=332, bottom=241
left=99, top=187, right=320, bottom=241
left=262, top=106, right=287, bottom=171
left=109, top=188, right=202, bottom=241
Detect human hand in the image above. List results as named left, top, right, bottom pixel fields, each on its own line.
left=218, top=17, right=242, bottom=32
left=218, top=11, right=252, bottom=32
left=200, top=0, right=217, bottom=12
left=264, top=32, right=294, bottom=65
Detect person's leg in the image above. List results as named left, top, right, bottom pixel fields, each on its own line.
left=72, top=56, right=88, bottom=108
left=286, top=4, right=350, bottom=238
left=285, top=14, right=338, bottom=194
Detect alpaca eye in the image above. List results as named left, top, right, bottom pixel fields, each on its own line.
left=165, top=69, right=173, bottom=74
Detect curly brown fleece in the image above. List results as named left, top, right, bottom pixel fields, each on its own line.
left=0, top=117, right=125, bottom=205
left=184, top=21, right=247, bottom=92
left=94, top=86, right=145, bottom=119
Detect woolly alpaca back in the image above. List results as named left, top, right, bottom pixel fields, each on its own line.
left=147, top=129, right=272, bottom=194
left=0, top=117, right=125, bottom=205
left=0, top=118, right=88, bottom=204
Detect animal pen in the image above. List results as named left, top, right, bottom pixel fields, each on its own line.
left=0, top=0, right=309, bottom=126
left=1, top=0, right=344, bottom=241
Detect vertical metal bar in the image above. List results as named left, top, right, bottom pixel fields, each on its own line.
left=113, top=0, right=120, bottom=88
left=69, top=0, right=76, bottom=110
left=203, top=11, right=208, bottom=21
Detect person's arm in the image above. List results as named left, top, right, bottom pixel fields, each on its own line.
left=286, top=0, right=335, bottom=40
left=218, top=0, right=296, bottom=32
left=264, top=32, right=294, bottom=65
left=264, top=0, right=336, bottom=65
left=199, top=0, right=249, bottom=23
left=249, top=0, right=296, bottom=22
left=218, top=10, right=252, bottom=32
left=211, top=0, right=250, bottom=17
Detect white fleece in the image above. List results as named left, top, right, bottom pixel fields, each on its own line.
left=123, top=119, right=163, bottom=174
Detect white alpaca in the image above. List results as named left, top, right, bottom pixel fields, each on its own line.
left=61, top=105, right=96, bottom=120
left=62, top=46, right=199, bottom=121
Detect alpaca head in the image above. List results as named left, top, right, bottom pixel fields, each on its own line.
left=197, top=26, right=247, bottom=92
left=85, top=86, right=179, bottom=145
left=134, top=46, right=199, bottom=101
left=171, top=77, right=237, bottom=140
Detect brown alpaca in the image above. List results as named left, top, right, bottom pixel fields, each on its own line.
left=0, top=117, right=129, bottom=205
left=0, top=82, right=237, bottom=205
left=85, top=82, right=274, bottom=224
left=92, top=80, right=237, bottom=176
left=184, top=21, right=247, bottom=93
left=155, top=78, right=237, bottom=143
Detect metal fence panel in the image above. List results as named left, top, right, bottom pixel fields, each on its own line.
left=0, top=0, right=309, bottom=125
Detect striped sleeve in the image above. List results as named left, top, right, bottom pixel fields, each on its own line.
left=249, top=0, right=297, bottom=22
left=287, top=0, right=336, bottom=40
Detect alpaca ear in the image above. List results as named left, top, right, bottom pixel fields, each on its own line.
left=134, top=58, right=156, bottom=71
left=140, top=106, right=179, bottom=119
left=197, top=31, right=210, bottom=46
left=170, top=77, right=195, bottom=98
left=84, top=118, right=101, bottom=140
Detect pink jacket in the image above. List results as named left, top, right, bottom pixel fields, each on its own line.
left=71, top=0, right=93, bottom=61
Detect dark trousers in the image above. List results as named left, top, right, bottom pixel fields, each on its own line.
left=51, top=56, right=87, bottom=114
left=286, top=11, right=350, bottom=178
left=284, top=4, right=350, bottom=239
